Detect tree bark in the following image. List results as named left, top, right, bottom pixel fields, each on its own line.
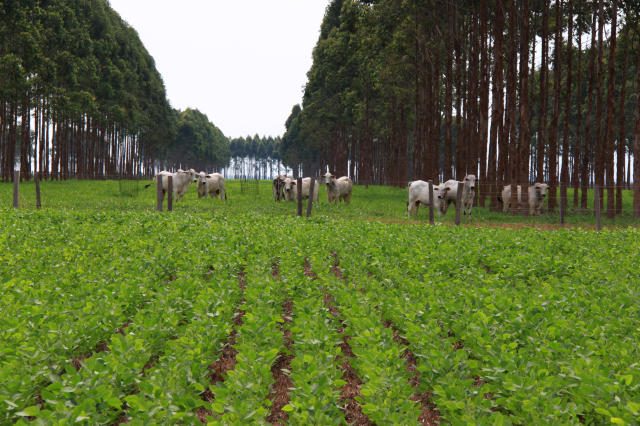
left=604, top=2, right=617, bottom=218
left=561, top=0, right=573, bottom=215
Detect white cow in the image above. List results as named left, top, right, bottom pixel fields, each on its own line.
left=283, top=177, right=297, bottom=201
left=289, top=177, right=320, bottom=203
left=407, top=180, right=444, bottom=217
left=438, top=174, right=477, bottom=215
left=197, top=172, right=226, bottom=200
left=323, top=172, right=353, bottom=204
left=147, top=169, right=196, bottom=201
left=501, top=183, right=549, bottom=215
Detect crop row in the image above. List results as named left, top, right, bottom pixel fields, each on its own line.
left=322, top=223, right=640, bottom=424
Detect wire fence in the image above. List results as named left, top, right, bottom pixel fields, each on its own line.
left=2, top=171, right=639, bottom=229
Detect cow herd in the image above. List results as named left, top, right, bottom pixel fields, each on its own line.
left=150, top=169, right=226, bottom=202
left=272, top=172, right=353, bottom=205
left=408, top=174, right=550, bottom=217
left=149, top=169, right=549, bottom=217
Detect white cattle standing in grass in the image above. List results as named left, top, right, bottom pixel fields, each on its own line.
left=197, top=172, right=226, bottom=200
left=150, top=169, right=196, bottom=201
left=407, top=180, right=444, bottom=217
left=439, top=174, right=477, bottom=215
left=501, top=183, right=549, bottom=215
left=323, top=172, right=353, bottom=204
left=289, top=177, right=320, bottom=203
left=283, top=177, right=297, bottom=201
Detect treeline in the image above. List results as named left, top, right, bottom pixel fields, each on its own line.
left=282, top=0, right=640, bottom=217
left=229, top=135, right=286, bottom=179
left=0, top=0, right=233, bottom=181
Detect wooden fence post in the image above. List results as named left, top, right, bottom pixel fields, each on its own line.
left=297, top=177, right=303, bottom=217
left=455, top=181, right=463, bottom=225
left=167, top=176, right=173, bottom=212
left=13, top=170, right=19, bottom=209
left=156, top=176, right=163, bottom=211
left=594, top=185, right=602, bottom=231
left=428, top=180, right=435, bottom=225
left=306, top=178, right=315, bottom=218
left=35, top=173, right=41, bottom=209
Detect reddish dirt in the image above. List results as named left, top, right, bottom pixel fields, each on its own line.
left=303, top=258, right=318, bottom=279
left=199, top=269, right=247, bottom=422
left=321, top=257, right=372, bottom=426
left=385, top=319, right=441, bottom=425
left=271, top=258, right=281, bottom=279
left=267, top=300, right=294, bottom=425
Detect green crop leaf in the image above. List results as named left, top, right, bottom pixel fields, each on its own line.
left=15, top=406, right=40, bottom=417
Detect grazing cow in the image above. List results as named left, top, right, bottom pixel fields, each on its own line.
left=197, top=173, right=226, bottom=200
left=439, top=174, right=477, bottom=215
left=407, top=180, right=445, bottom=217
left=289, top=177, right=320, bottom=202
left=323, top=172, right=353, bottom=204
left=500, top=183, right=549, bottom=215
left=283, top=177, right=297, bottom=201
left=150, top=169, right=196, bottom=201
left=272, top=175, right=287, bottom=201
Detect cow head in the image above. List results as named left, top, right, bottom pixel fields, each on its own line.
left=323, top=172, right=336, bottom=185
left=534, top=183, right=549, bottom=201
left=436, top=184, right=451, bottom=200
left=188, top=168, right=198, bottom=182
left=464, top=174, right=477, bottom=191
left=284, top=178, right=296, bottom=195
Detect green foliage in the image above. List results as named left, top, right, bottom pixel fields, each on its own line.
left=167, top=108, right=230, bottom=171
left=1, top=180, right=639, bottom=424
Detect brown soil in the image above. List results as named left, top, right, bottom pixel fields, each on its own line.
left=385, top=321, right=441, bottom=425
left=303, top=258, right=318, bottom=279
left=200, top=269, right=248, bottom=422
left=322, top=255, right=373, bottom=425
left=272, top=258, right=281, bottom=279
left=267, top=299, right=294, bottom=425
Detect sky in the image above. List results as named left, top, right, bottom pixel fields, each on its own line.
left=108, top=0, right=329, bottom=138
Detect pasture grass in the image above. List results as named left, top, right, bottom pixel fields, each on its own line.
left=1, top=178, right=638, bottom=229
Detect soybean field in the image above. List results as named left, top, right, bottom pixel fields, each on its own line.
left=1, top=180, right=639, bottom=425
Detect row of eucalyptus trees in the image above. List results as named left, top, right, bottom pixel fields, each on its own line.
left=283, top=0, right=640, bottom=217
left=0, top=0, right=176, bottom=180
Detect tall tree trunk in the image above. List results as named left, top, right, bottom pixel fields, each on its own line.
left=548, top=0, right=562, bottom=212
left=507, top=0, right=519, bottom=213
left=634, top=39, right=640, bottom=218
left=518, top=0, right=531, bottom=215
left=444, top=2, right=454, bottom=181
left=572, top=28, right=583, bottom=208
left=616, top=38, right=628, bottom=214
left=478, top=0, right=490, bottom=207
left=492, top=0, right=506, bottom=210
left=536, top=0, right=549, bottom=182
left=561, top=0, right=573, bottom=215
left=594, top=0, right=605, bottom=209
left=582, top=9, right=597, bottom=208
left=605, top=2, right=617, bottom=218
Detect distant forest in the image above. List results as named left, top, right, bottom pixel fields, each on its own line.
left=3, top=0, right=639, bottom=217
left=282, top=0, right=640, bottom=217
left=0, top=0, right=253, bottom=180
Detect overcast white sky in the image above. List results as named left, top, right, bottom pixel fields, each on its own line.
left=108, top=0, right=329, bottom=138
